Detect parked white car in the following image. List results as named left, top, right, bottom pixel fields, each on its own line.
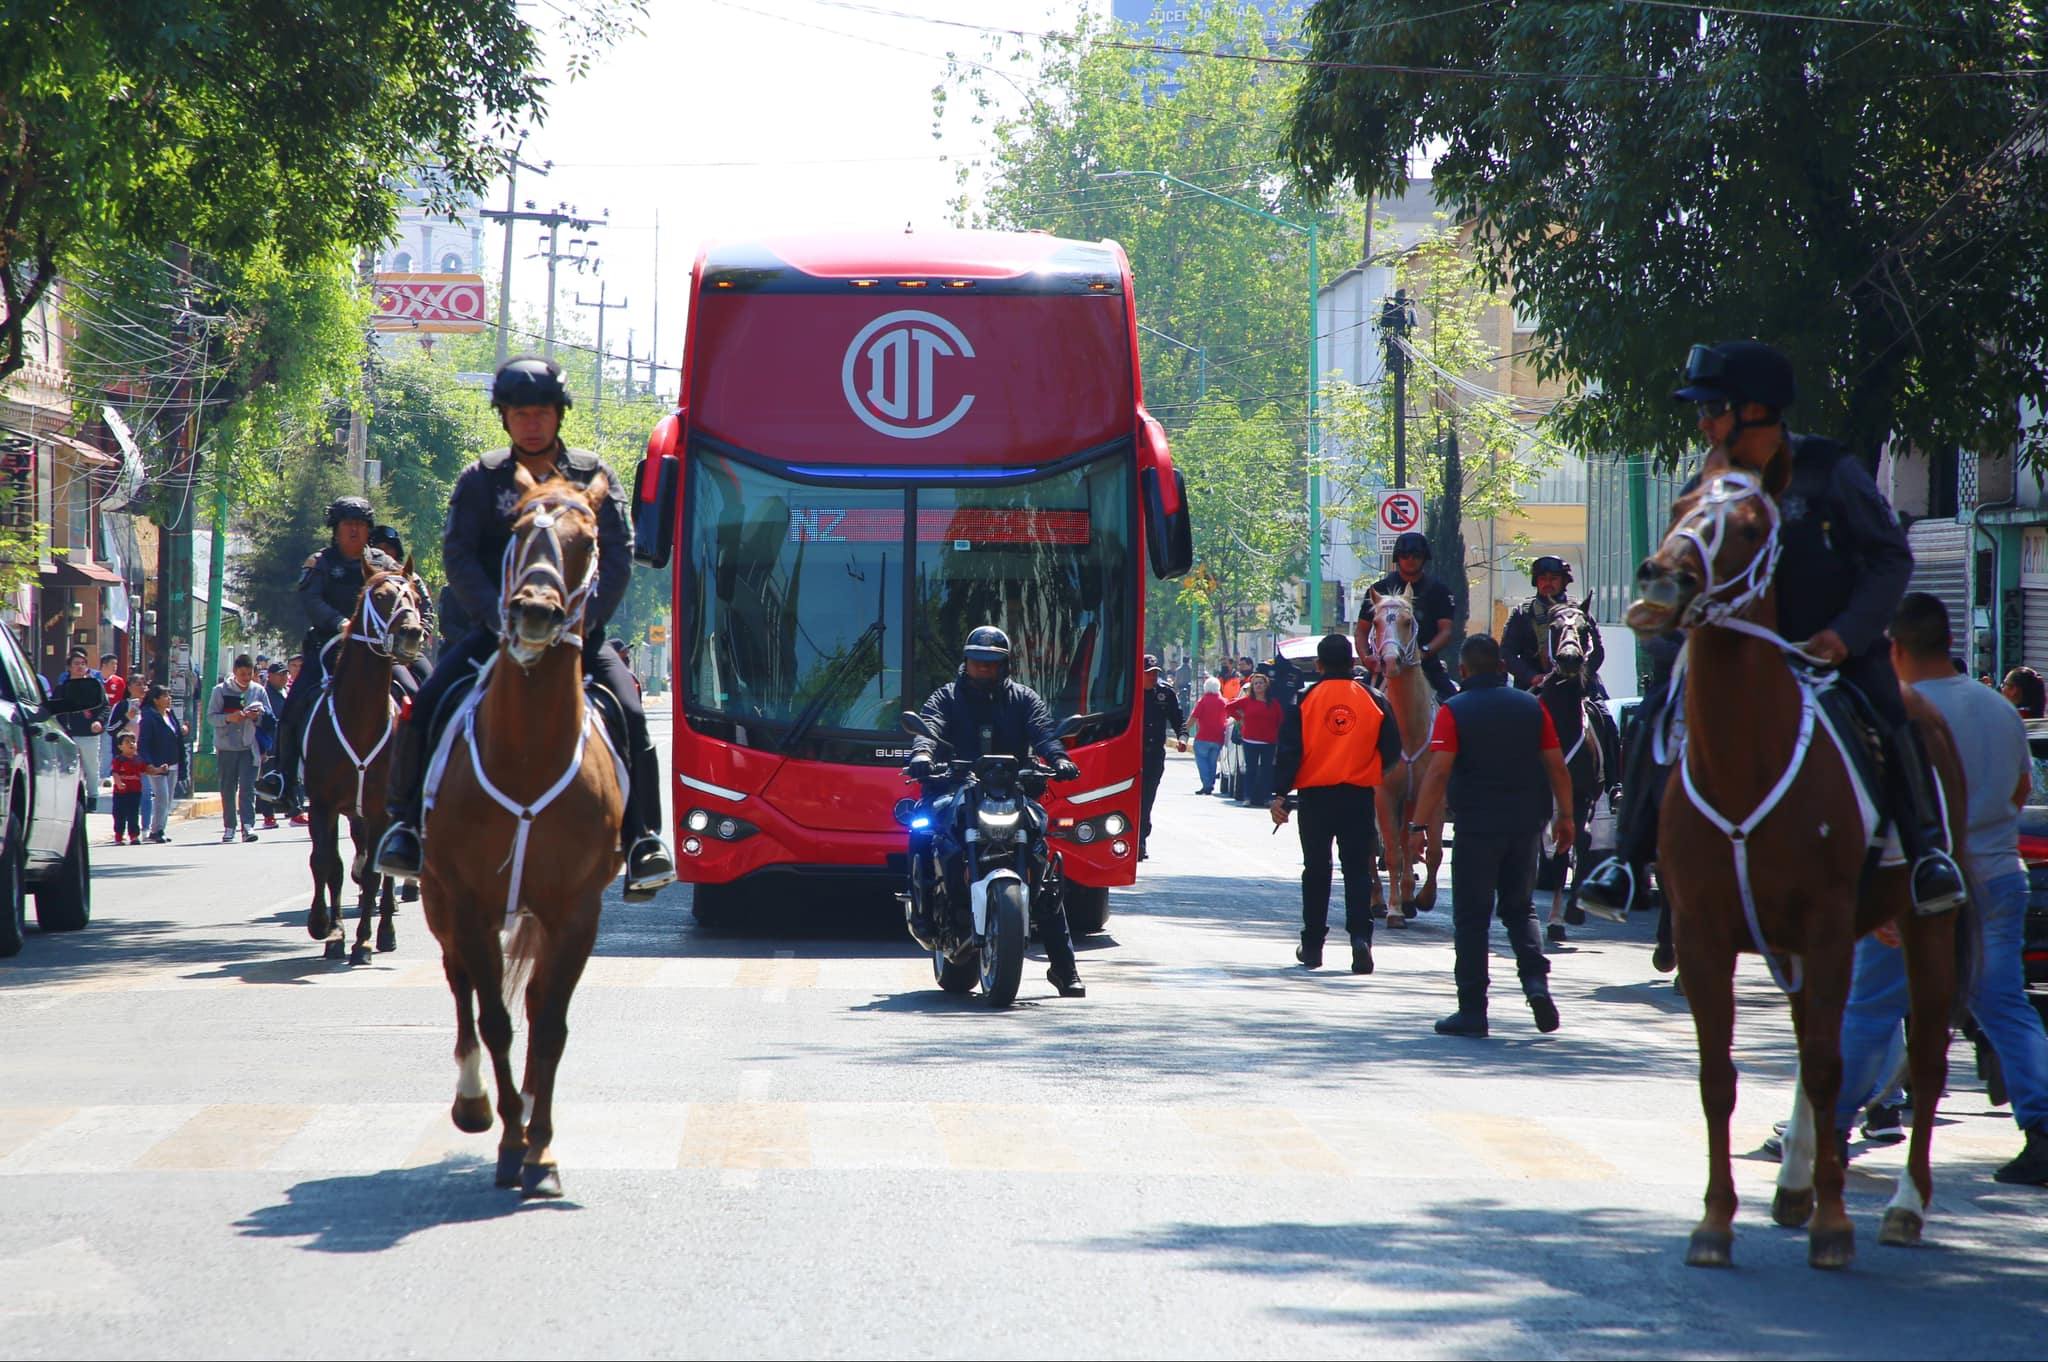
left=0, top=618, right=103, bottom=957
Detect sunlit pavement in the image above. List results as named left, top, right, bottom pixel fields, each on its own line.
left=3, top=720, right=2045, bottom=1359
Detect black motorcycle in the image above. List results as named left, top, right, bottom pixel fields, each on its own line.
left=895, top=711, right=1077, bottom=1007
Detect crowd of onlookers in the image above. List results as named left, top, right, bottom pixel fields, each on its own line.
left=1174, top=654, right=1299, bottom=811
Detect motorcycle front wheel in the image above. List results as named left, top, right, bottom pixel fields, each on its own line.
left=980, top=880, right=1027, bottom=1006
left=934, top=948, right=978, bottom=994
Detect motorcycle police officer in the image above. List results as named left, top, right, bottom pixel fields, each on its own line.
left=371, top=355, right=677, bottom=900
left=1578, top=340, right=1967, bottom=920
left=906, top=626, right=1087, bottom=997
left=257, top=497, right=401, bottom=807
left=1356, top=530, right=1459, bottom=702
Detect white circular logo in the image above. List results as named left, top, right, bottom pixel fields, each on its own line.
left=841, top=310, right=976, bottom=440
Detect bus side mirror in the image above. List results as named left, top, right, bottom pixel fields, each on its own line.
left=1136, top=413, right=1193, bottom=579
left=632, top=411, right=683, bottom=570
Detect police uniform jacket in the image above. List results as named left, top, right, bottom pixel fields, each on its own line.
left=297, top=546, right=394, bottom=636
left=1501, top=594, right=1607, bottom=690
left=914, top=669, right=1065, bottom=766
left=442, top=445, right=632, bottom=641
left=1142, top=680, right=1187, bottom=763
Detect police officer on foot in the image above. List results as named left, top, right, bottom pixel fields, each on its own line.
left=1270, top=634, right=1406, bottom=975
left=908, top=626, right=1087, bottom=997
left=1577, top=340, right=1966, bottom=922
left=372, top=355, right=676, bottom=901
left=1410, top=634, right=1575, bottom=1036
left=1357, top=531, right=1458, bottom=702
left=1139, top=653, right=1189, bottom=860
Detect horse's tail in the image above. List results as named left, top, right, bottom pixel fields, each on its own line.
left=502, top=910, right=546, bottom=1014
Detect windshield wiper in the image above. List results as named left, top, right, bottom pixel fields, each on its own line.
left=779, top=553, right=887, bottom=753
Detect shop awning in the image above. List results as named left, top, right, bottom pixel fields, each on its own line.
left=39, top=558, right=125, bottom=587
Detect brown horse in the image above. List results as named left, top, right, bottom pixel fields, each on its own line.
left=303, top=560, right=426, bottom=965
left=422, top=468, right=626, bottom=1198
left=1627, top=468, right=1965, bottom=1270
left=1365, top=588, right=1443, bottom=919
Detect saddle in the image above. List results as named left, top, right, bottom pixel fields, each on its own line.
left=423, top=662, right=630, bottom=765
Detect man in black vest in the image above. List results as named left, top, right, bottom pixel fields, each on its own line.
left=1409, top=634, right=1576, bottom=1037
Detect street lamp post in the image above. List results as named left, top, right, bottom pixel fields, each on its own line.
left=1098, top=170, right=1321, bottom=631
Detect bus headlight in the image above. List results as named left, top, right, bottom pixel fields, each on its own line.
left=1102, top=813, right=1128, bottom=836
left=717, top=818, right=740, bottom=840
left=686, top=809, right=711, bottom=832
left=1075, top=822, right=1097, bottom=843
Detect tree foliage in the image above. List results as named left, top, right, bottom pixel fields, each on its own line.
left=1170, top=395, right=1307, bottom=657
left=1286, top=0, right=2048, bottom=468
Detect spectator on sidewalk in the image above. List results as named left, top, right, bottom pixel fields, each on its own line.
left=50, top=649, right=107, bottom=812
left=207, top=654, right=267, bottom=843
left=109, top=732, right=145, bottom=845
left=1139, top=654, right=1189, bottom=860
left=2000, top=666, right=2045, bottom=720
left=136, top=683, right=185, bottom=844
left=1225, top=671, right=1285, bottom=808
left=1269, top=634, right=1406, bottom=974
left=98, top=653, right=124, bottom=795
left=1410, top=633, right=1575, bottom=1038
left=1834, top=594, right=2048, bottom=1185
left=256, top=661, right=290, bottom=829
left=1189, top=677, right=1228, bottom=796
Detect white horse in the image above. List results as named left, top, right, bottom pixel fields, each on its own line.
left=1364, top=588, right=1444, bottom=918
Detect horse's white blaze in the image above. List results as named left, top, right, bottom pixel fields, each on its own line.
left=1777, top=1087, right=1817, bottom=1193
left=456, top=1046, right=486, bottom=1100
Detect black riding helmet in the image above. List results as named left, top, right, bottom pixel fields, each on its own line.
left=1392, top=530, right=1431, bottom=563
left=325, top=496, right=374, bottom=530
left=492, top=354, right=573, bottom=410
left=1673, top=341, right=1796, bottom=412
left=368, top=524, right=403, bottom=556
left=1530, top=554, right=1575, bottom=590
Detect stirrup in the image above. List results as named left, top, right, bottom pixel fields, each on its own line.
left=1577, top=857, right=1633, bottom=923
left=373, top=823, right=423, bottom=881
left=625, top=836, right=677, bottom=898
left=1909, top=849, right=1966, bottom=916
left=255, top=770, right=287, bottom=802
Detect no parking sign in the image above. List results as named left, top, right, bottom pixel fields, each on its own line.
left=1375, top=488, right=1423, bottom=552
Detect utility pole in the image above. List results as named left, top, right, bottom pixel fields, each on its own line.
left=575, top=280, right=628, bottom=441
left=480, top=200, right=597, bottom=363
left=492, top=138, right=551, bottom=367
left=649, top=210, right=660, bottom=400
left=1380, top=289, right=1415, bottom=491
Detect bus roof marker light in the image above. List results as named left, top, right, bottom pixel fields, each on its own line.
left=944, top=280, right=974, bottom=289
left=850, top=279, right=879, bottom=288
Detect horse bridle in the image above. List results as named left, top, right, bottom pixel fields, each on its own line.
left=348, top=569, right=423, bottom=661
left=500, top=492, right=598, bottom=669
left=1544, top=604, right=1589, bottom=674
left=1668, top=470, right=1783, bottom=628
left=1373, top=596, right=1422, bottom=671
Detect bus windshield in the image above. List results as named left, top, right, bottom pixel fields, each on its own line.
left=683, top=446, right=1133, bottom=744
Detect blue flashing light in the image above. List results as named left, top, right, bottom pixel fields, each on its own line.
left=784, top=465, right=1040, bottom=481
left=910, top=815, right=932, bottom=830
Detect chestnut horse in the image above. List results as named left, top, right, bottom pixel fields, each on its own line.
left=1365, top=588, right=1443, bottom=919
left=1627, top=469, right=1965, bottom=1270
left=303, top=561, right=425, bottom=965
left=422, top=468, right=626, bottom=1198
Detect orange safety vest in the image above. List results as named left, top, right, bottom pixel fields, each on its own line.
left=1220, top=676, right=1242, bottom=701
left=1292, top=678, right=1386, bottom=791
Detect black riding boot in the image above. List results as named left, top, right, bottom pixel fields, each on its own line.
left=622, top=741, right=676, bottom=902
left=1889, top=719, right=1967, bottom=915
left=371, top=719, right=427, bottom=880
left=256, top=713, right=301, bottom=804
left=1037, top=891, right=1085, bottom=997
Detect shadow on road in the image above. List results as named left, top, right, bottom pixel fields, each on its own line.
left=1075, top=1196, right=2048, bottom=1358
left=235, top=1159, right=576, bottom=1252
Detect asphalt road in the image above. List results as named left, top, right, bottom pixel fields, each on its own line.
left=3, top=708, right=2046, bottom=1359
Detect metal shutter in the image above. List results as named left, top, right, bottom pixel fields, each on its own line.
left=1907, top=519, right=1969, bottom=652
left=2024, top=590, right=2048, bottom=675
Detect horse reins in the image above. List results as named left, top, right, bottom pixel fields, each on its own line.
left=499, top=493, right=598, bottom=668
left=321, top=572, right=420, bottom=817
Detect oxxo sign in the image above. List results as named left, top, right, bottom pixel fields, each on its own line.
left=1375, top=488, right=1423, bottom=553
left=841, top=310, right=976, bottom=439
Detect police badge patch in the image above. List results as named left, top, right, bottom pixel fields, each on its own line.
left=1779, top=492, right=1809, bottom=524
left=495, top=487, right=523, bottom=519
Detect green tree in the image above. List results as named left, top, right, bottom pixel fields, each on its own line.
left=230, top=446, right=362, bottom=646
left=1321, top=229, right=1557, bottom=611
left=1170, top=395, right=1307, bottom=657
left=1286, top=0, right=2048, bottom=468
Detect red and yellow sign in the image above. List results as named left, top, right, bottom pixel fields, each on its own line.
left=371, top=273, right=488, bottom=333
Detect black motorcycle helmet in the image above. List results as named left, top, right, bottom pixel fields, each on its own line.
left=325, top=496, right=374, bottom=531
left=1673, top=341, right=1796, bottom=413
left=962, top=626, right=1010, bottom=690
left=1530, top=554, right=1575, bottom=591
left=491, top=354, right=573, bottom=410
left=1391, top=531, right=1431, bottom=563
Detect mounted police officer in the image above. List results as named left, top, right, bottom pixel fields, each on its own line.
left=366, top=524, right=437, bottom=671
left=371, top=355, right=677, bottom=901
left=1502, top=555, right=1621, bottom=800
left=907, top=626, right=1087, bottom=998
left=256, top=496, right=401, bottom=808
left=1356, top=530, right=1459, bottom=702
left=1578, top=340, right=1966, bottom=920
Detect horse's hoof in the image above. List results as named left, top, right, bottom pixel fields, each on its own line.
left=323, top=937, right=347, bottom=961
left=376, top=923, right=397, bottom=953
left=1653, top=942, right=1677, bottom=973
left=494, top=1147, right=527, bottom=1188
left=400, top=881, right=419, bottom=903
left=1563, top=904, right=1586, bottom=926
left=1546, top=922, right=1567, bottom=945
left=306, top=912, right=329, bottom=941
left=349, top=943, right=373, bottom=967
left=1685, top=1227, right=1734, bottom=1268
left=451, top=1096, right=494, bottom=1134
left=1400, top=898, right=1419, bottom=919
left=1771, top=1187, right=1815, bottom=1228
left=520, top=1160, right=563, bottom=1199
left=1415, top=886, right=1436, bottom=912
left=1386, top=912, right=1409, bottom=930
left=1808, top=1225, right=1855, bottom=1270
left=1878, top=1207, right=1924, bottom=1248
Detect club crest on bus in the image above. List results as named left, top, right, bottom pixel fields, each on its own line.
left=841, top=309, right=976, bottom=439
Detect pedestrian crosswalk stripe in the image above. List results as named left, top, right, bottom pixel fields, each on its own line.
left=7, top=1099, right=2008, bottom=1183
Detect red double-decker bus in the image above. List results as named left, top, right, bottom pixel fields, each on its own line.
left=631, top=230, right=1191, bottom=932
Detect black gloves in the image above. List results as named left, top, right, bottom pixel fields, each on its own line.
left=1052, top=758, right=1081, bottom=782
left=905, top=753, right=933, bottom=782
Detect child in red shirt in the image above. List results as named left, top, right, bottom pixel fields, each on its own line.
left=110, top=731, right=146, bottom=845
